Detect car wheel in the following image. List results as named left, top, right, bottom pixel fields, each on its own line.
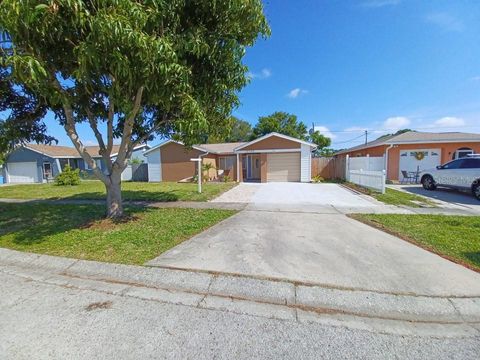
left=473, top=182, right=480, bottom=201
left=422, top=175, right=436, bottom=190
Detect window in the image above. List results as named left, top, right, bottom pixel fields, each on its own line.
left=85, top=159, right=102, bottom=170
left=219, top=156, right=235, bottom=170
left=442, top=159, right=464, bottom=169
left=460, top=159, right=480, bottom=169
left=43, top=162, right=52, bottom=179
left=453, top=148, right=473, bottom=160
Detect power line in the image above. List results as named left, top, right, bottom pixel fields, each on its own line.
left=313, top=124, right=480, bottom=133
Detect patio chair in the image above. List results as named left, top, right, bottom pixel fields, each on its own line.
left=400, top=170, right=416, bottom=184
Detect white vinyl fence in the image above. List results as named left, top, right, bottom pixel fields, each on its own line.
left=346, top=155, right=386, bottom=193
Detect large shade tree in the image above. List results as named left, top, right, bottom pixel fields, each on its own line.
left=206, top=116, right=252, bottom=143
left=0, top=0, right=269, bottom=217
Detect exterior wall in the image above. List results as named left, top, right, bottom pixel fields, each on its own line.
left=387, top=142, right=480, bottom=181
left=260, top=153, right=267, bottom=183
left=5, top=147, right=60, bottom=183
left=145, top=148, right=161, bottom=182
left=240, top=136, right=301, bottom=151
left=160, top=142, right=202, bottom=182
left=300, top=144, right=312, bottom=182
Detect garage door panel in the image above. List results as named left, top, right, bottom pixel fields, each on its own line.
left=267, top=153, right=300, bottom=182
left=7, top=162, right=38, bottom=183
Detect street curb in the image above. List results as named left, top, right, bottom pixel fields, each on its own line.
left=1, top=248, right=480, bottom=336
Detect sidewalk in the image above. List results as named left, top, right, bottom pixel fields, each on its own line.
left=1, top=197, right=478, bottom=215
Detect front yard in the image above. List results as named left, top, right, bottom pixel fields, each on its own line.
left=0, top=203, right=236, bottom=265
left=351, top=214, right=480, bottom=272
left=0, top=181, right=236, bottom=202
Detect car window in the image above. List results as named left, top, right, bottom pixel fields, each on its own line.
left=442, top=159, right=463, bottom=169
left=460, top=159, right=480, bottom=169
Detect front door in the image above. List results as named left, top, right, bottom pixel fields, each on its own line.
left=246, top=155, right=261, bottom=180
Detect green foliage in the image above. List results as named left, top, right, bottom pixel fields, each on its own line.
left=207, top=116, right=253, bottom=143
left=309, top=131, right=331, bottom=149
left=0, top=0, right=270, bottom=146
left=314, top=148, right=336, bottom=157
left=55, top=165, right=80, bottom=186
left=129, top=158, right=143, bottom=165
left=252, top=112, right=308, bottom=140
left=223, top=175, right=232, bottom=183
left=312, top=175, right=324, bottom=183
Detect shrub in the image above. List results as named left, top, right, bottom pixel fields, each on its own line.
left=223, top=175, right=232, bottom=183
left=312, top=175, right=324, bottom=183
left=55, top=165, right=80, bottom=186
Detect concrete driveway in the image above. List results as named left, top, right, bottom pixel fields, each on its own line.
left=390, top=185, right=480, bottom=214
left=212, top=182, right=379, bottom=208
left=148, top=205, right=480, bottom=297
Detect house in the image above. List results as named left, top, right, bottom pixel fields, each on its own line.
left=143, top=132, right=316, bottom=183
left=335, top=131, right=480, bottom=182
left=3, top=143, right=149, bottom=183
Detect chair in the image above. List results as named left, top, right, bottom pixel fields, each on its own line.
left=401, top=170, right=416, bottom=184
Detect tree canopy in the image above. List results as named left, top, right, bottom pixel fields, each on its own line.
left=206, top=116, right=252, bottom=143
left=0, top=0, right=269, bottom=217
left=252, top=112, right=308, bottom=140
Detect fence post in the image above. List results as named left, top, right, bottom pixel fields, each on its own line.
left=381, top=170, right=386, bottom=194
left=345, top=155, right=349, bottom=181
left=366, top=154, right=370, bottom=171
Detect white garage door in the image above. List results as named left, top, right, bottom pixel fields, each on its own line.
left=399, top=149, right=441, bottom=181
left=267, top=153, right=301, bottom=182
left=7, top=162, right=38, bottom=183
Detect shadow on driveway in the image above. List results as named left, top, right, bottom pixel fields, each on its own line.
left=392, top=185, right=480, bottom=210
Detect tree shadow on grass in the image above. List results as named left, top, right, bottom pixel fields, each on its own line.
left=62, top=190, right=179, bottom=202
left=0, top=202, right=149, bottom=246
left=462, top=252, right=480, bottom=270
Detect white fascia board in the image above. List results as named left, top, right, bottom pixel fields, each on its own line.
left=110, top=144, right=149, bottom=158
left=386, top=139, right=480, bottom=145
left=234, top=132, right=316, bottom=151
left=236, top=148, right=302, bottom=154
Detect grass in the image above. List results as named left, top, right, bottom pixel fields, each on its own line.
left=0, top=203, right=236, bottom=265
left=343, top=182, right=436, bottom=208
left=351, top=214, right=480, bottom=272
left=0, top=181, right=236, bottom=202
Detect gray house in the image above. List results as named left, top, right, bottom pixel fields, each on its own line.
left=3, top=143, right=149, bottom=184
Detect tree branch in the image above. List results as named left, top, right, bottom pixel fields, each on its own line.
left=114, top=86, right=144, bottom=170
left=50, top=76, right=108, bottom=183
left=86, top=107, right=112, bottom=174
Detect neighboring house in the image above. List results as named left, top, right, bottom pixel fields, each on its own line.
left=144, top=132, right=316, bottom=183
left=3, top=143, right=149, bottom=184
left=335, top=131, right=480, bottom=182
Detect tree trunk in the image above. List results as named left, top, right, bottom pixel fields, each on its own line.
left=105, top=171, right=123, bottom=218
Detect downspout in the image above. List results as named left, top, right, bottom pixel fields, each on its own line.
left=385, top=144, right=394, bottom=181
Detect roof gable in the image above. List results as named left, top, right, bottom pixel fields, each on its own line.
left=235, top=132, right=316, bottom=152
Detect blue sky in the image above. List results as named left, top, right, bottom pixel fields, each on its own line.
left=46, top=0, right=480, bottom=149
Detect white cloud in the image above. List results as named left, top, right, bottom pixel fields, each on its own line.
left=344, top=126, right=368, bottom=132
left=247, top=68, right=272, bottom=80
left=287, top=88, right=308, bottom=99
left=361, top=0, right=401, bottom=8
left=425, top=12, right=464, bottom=32
left=470, top=76, right=480, bottom=82
left=314, top=125, right=336, bottom=139
left=382, top=116, right=411, bottom=131
left=433, top=116, right=466, bottom=128
left=83, top=140, right=98, bottom=146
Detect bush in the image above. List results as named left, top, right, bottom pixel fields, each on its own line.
left=312, top=175, right=324, bottom=183
left=223, top=175, right=232, bottom=183
left=55, top=165, right=80, bottom=186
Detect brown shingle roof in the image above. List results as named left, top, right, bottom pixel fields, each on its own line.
left=335, top=131, right=480, bottom=155
left=198, top=142, right=247, bottom=154
left=26, top=144, right=121, bottom=158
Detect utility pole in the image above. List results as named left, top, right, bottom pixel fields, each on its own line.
left=364, top=130, right=368, bottom=144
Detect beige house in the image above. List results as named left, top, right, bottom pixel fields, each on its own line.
left=144, top=132, right=317, bottom=183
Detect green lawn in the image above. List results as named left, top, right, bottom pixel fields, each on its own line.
left=0, top=203, right=236, bottom=265
left=344, top=183, right=436, bottom=208
left=351, top=214, right=480, bottom=272
left=0, top=181, right=236, bottom=202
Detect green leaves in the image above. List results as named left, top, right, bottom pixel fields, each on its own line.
left=253, top=112, right=309, bottom=141
left=1, top=0, right=269, bottom=145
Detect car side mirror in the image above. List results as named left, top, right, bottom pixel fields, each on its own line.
left=436, top=165, right=442, bottom=170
